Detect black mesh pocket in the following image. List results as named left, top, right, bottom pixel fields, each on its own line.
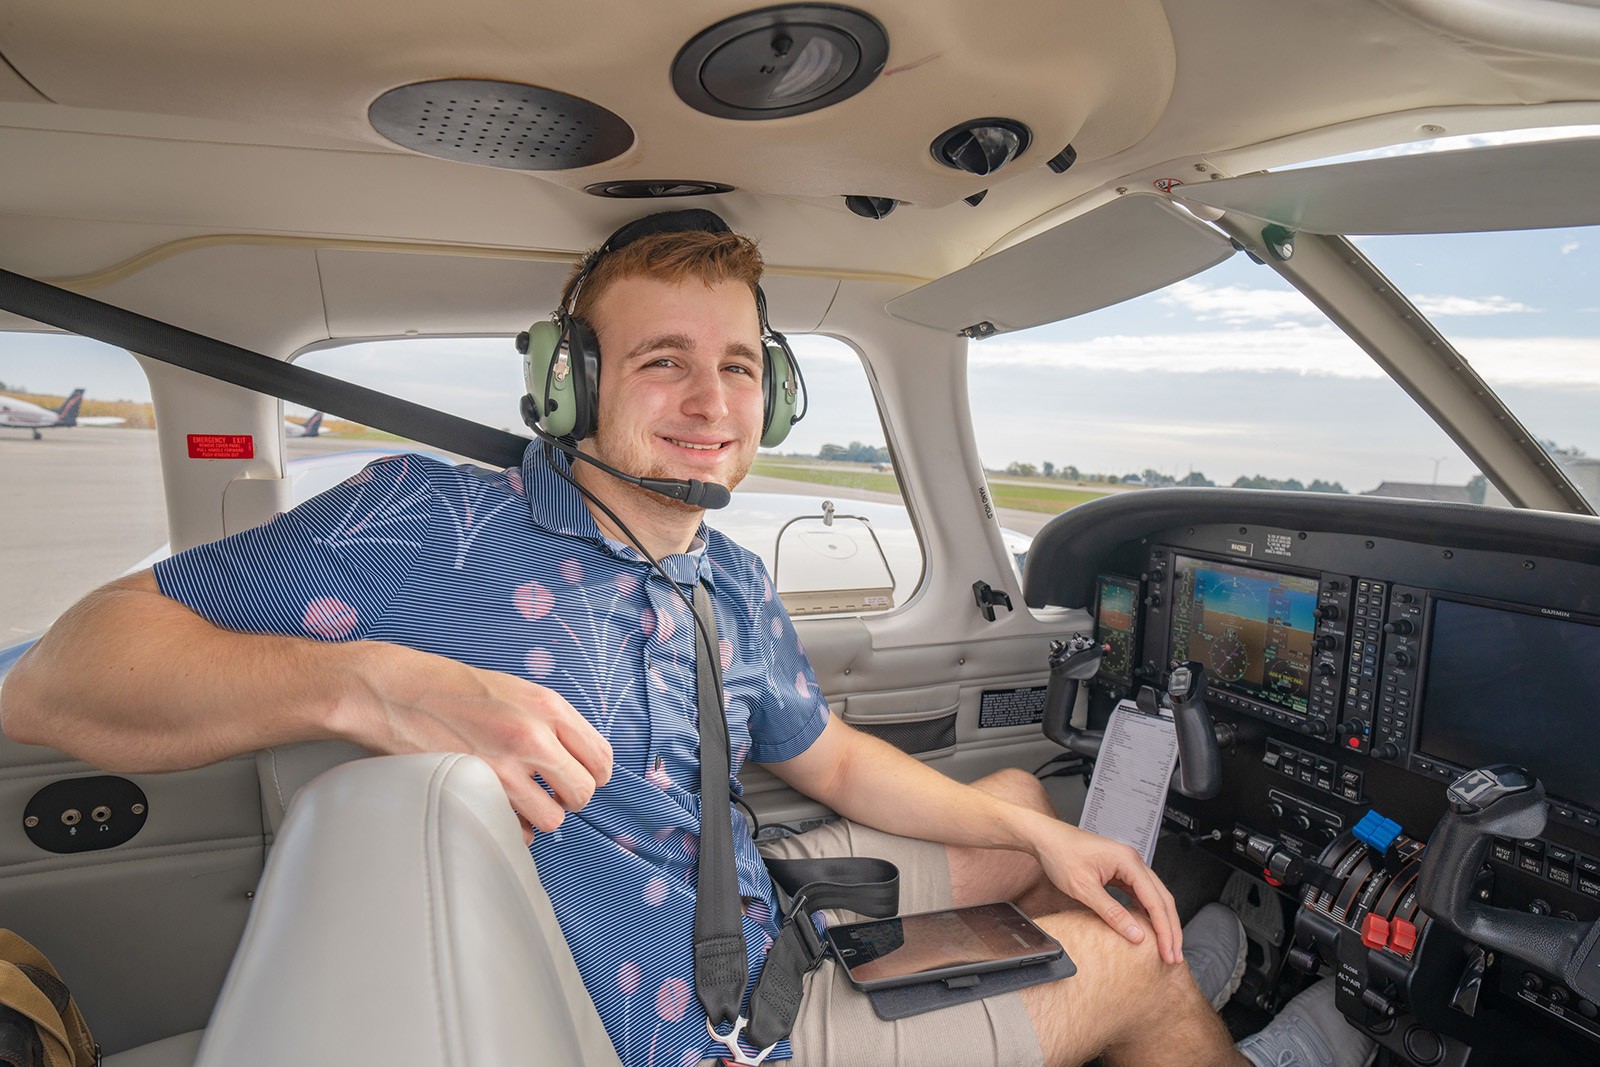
left=852, top=713, right=957, bottom=755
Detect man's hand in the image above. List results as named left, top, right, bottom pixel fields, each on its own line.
left=1029, top=820, right=1182, bottom=964
left=345, top=643, right=614, bottom=839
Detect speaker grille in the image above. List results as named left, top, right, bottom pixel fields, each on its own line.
left=370, top=80, right=634, bottom=170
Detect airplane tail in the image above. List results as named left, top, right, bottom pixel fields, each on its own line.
left=302, top=411, right=324, bottom=437
left=54, top=389, right=86, bottom=426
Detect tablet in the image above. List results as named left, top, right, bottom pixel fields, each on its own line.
left=825, top=900, right=1065, bottom=992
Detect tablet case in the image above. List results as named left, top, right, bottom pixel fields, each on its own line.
left=864, top=951, right=1077, bottom=1021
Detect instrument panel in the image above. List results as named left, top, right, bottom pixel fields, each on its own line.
left=1043, top=500, right=1600, bottom=1066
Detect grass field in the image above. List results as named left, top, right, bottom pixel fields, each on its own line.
left=752, top=456, right=1106, bottom=514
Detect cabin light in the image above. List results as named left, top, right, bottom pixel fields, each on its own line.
left=931, top=119, right=1032, bottom=176
left=583, top=180, right=734, bottom=199
left=673, top=5, right=889, bottom=120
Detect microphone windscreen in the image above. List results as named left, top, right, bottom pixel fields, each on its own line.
left=693, top=481, right=732, bottom=510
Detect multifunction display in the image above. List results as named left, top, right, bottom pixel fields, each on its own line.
left=1169, top=556, right=1318, bottom=716
left=1419, top=597, right=1600, bottom=811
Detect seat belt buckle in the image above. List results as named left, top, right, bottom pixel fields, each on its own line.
left=707, top=1015, right=779, bottom=1066
left=781, top=894, right=827, bottom=965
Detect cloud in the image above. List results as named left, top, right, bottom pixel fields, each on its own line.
left=1563, top=241, right=1581, bottom=255
left=1411, top=294, right=1537, bottom=316
left=1157, top=281, right=1322, bottom=325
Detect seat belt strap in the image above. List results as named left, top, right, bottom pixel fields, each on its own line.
left=689, top=583, right=899, bottom=1063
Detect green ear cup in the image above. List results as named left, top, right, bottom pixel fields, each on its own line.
left=522, top=319, right=579, bottom=438
left=761, top=341, right=799, bottom=448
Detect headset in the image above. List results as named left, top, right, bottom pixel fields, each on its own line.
left=516, top=208, right=806, bottom=452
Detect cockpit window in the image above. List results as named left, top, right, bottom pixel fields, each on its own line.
left=1, top=331, right=165, bottom=642
left=1356, top=225, right=1600, bottom=511
left=966, top=255, right=1483, bottom=517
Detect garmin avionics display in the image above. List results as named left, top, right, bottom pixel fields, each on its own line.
left=1419, top=597, right=1600, bottom=810
left=1095, top=575, right=1140, bottom=685
left=1169, top=556, right=1318, bottom=715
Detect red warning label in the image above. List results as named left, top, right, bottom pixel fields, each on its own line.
left=187, top=434, right=255, bottom=460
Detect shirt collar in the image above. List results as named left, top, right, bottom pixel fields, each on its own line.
left=519, top=441, right=714, bottom=586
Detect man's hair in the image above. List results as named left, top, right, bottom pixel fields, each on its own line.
left=561, top=228, right=764, bottom=333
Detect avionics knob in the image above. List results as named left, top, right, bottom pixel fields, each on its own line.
left=1306, top=718, right=1330, bottom=738
left=1317, top=662, right=1335, bottom=677
left=1340, top=718, right=1367, bottom=737
left=1529, top=899, right=1552, bottom=916
left=1385, top=650, right=1411, bottom=668
left=1383, top=619, right=1414, bottom=636
left=1374, top=742, right=1399, bottom=760
left=1292, top=814, right=1313, bottom=832
left=1143, top=592, right=1163, bottom=608
left=1316, top=604, right=1340, bottom=621
left=1268, top=801, right=1286, bottom=820
left=1521, top=973, right=1544, bottom=994
left=1316, top=635, right=1337, bottom=651
left=1396, top=592, right=1416, bottom=606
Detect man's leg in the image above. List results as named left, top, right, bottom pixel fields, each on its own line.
left=945, top=768, right=1080, bottom=916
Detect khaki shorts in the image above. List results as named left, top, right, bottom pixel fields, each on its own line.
left=756, top=820, right=1046, bottom=1067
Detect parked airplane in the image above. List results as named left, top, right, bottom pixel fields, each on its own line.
left=0, top=389, right=125, bottom=439
left=283, top=411, right=324, bottom=438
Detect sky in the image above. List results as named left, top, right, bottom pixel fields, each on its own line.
left=3, top=132, right=1594, bottom=499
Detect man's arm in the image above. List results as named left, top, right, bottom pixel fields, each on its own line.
left=0, top=571, right=612, bottom=834
left=761, top=715, right=1181, bottom=964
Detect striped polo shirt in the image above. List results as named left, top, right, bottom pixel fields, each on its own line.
left=153, top=443, right=831, bottom=1066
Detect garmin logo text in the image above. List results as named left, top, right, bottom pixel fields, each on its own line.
left=1540, top=608, right=1572, bottom=618
left=1228, top=541, right=1253, bottom=556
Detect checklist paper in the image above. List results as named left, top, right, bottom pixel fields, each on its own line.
left=1078, top=700, right=1179, bottom=864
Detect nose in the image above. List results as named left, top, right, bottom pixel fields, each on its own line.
left=680, top=362, right=729, bottom=421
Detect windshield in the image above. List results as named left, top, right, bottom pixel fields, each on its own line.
left=967, top=254, right=1481, bottom=507
left=1357, top=225, right=1600, bottom=510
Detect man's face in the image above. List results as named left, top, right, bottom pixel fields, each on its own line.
left=584, top=273, right=765, bottom=506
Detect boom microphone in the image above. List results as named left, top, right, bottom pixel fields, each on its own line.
left=520, top=395, right=732, bottom=510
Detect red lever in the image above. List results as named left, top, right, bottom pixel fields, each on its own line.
left=1361, top=914, right=1390, bottom=951
left=1388, top=918, right=1417, bottom=955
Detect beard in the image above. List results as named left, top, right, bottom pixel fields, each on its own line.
left=584, top=423, right=752, bottom=515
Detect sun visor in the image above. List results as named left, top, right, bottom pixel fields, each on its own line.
left=884, top=194, right=1234, bottom=336
left=1175, top=137, right=1600, bottom=234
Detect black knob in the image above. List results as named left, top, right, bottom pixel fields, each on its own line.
left=1340, top=718, right=1367, bottom=737
left=1360, top=987, right=1397, bottom=1017
left=1142, top=570, right=1163, bottom=584
left=1521, top=973, right=1544, bottom=994
left=1396, top=592, right=1415, bottom=605
left=1317, top=662, right=1335, bottom=677
left=1383, top=619, right=1414, bottom=636
left=1550, top=986, right=1570, bottom=1007
left=1529, top=898, right=1551, bottom=916
left=1268, top=801, right=1285, bottom=820
left=1306, top=718, right=1330, bottom=738
left=1292, top=814, right=1313, bottom=832
left=1317, top=604, right=1341, bottom=621
left=1286, top=944, right=1320, bottom=972
left=1385, top=650, right=1411, bottom=668
left=1375, top=742, right=1399, bottom=760
left=1316, top=635, right=1337, bottom=651
left=1325, top=580, right=1343, bottom=592
left=1143, top=592, right=1162, bottom=608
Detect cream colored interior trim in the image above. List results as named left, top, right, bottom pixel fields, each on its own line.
left=42, top=234, right=934, bottom=293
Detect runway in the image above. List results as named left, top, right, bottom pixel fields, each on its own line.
left=2, top=427, right=1053, bottom=643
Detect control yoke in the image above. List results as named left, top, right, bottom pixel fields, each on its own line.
left=1041, top=638, right=1223, bottom=800
left=1418, top=765, right=1600, bottom=1002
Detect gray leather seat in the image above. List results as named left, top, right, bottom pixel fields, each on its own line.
left=185, top=752, right=619, bottom=1067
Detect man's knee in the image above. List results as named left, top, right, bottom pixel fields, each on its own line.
left=1021, top=910, right=1190, bottom=1059
left=972, top=767, right=1055, bottom=814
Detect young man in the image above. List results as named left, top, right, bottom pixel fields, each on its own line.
left=1, top=214, right=1369, bottom=1067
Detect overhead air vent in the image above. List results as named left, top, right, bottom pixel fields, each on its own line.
left=931, top=119, right=1032, bottom=176
left=369, top=80, right=633, bottom=170
left=673, top=5, right=888, bottom=120
left=844, top=195, right=897, bottom=219
left=584, top=180, right=734, bottom=198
